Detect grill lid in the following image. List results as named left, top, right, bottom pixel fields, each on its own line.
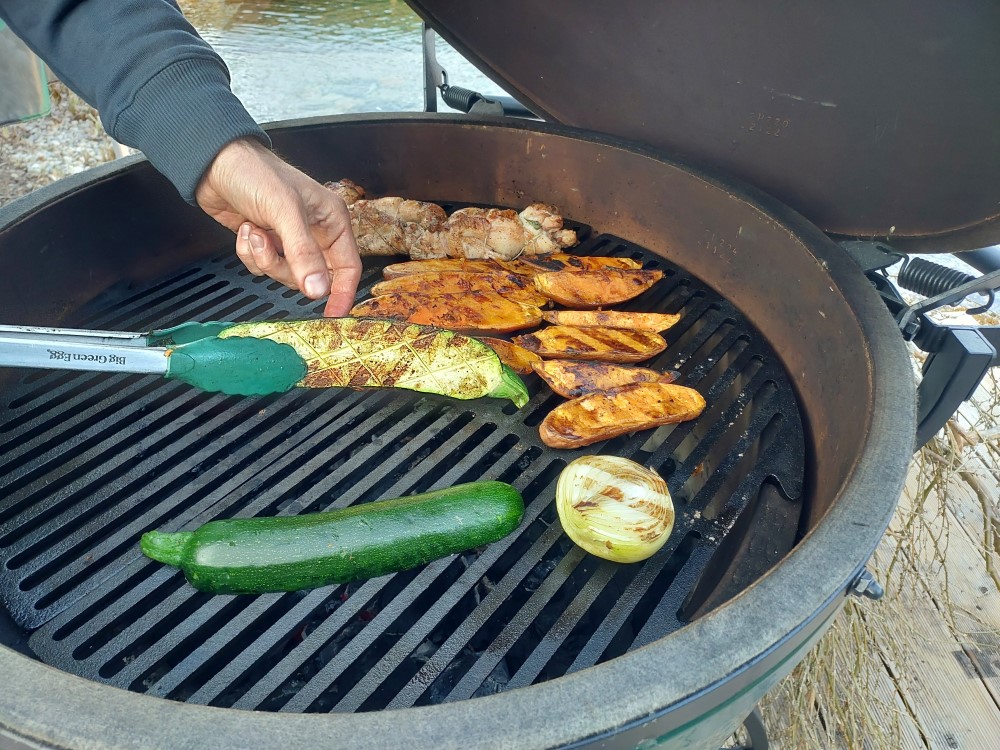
left=409, top=0, right=1000, bottom=252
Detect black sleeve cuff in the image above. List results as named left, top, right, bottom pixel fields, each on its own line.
left=111, top=57, right=271, bottom=204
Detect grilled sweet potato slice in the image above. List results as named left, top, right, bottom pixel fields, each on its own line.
left=480, top=337, right=543, bottom=375
left=534, top=268, right=663, bottom=308
left=381, top=259, right=500, bottom=279
left=512, top=325, right=666, bottom=363
left=541, top=310, right=681, bottom=332
left=501, top=254, right=643, bottom=273
left=351, top=292, right=542, bottom=335
left=532, top=359, right=675, bottom=398
left=371, top=271, right=548, bottom=307
left=539, top=382, right=706, bottom=448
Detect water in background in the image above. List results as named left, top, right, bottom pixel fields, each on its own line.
left=180, top=1, right=999, bottom=308
left=181, top=0, right=503, bottom=123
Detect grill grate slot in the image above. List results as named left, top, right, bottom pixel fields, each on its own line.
left=1, top=226, right=806, bottom=713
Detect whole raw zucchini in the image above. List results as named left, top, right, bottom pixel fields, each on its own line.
left=140, top=482, right=525, bottom=594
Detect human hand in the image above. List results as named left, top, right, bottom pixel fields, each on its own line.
left=194, top=138, right=361, bottom=316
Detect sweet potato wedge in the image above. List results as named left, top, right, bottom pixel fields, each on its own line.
left=512, top=325, right=666, bottom=363
left=381, top=259, right=500, bottom=279
left=532, top=359, right=675, bottom=398
left=541, top=310, right=681, bottom=333
left=371, top=271, right=548, bottom=307
left=350, top=292, right=542, bottom=335
left=534, top=268, right=663, bottom=308
left=501, top=254, right=643, bottom=273
left=480, top=337, right=543, bottom=375
left=539, top=382, right=706, bottom=449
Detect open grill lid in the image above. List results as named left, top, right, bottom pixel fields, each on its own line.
left=408, top=0, right=1000, bottom=252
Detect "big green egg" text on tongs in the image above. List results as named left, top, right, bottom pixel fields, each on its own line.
left=0, top=319, right=529, bottom=406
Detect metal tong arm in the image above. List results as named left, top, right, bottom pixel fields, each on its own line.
left=0, top=325, right=168, bottom=375
left=0, top=322, right=235, bottom=375
left=0, top=324, right=149, bottom=347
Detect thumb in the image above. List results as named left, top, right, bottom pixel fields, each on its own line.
left=272, top=208, right=331, bottom=300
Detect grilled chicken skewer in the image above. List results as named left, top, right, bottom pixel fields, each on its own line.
left=326, top=179, right=578, bottom=260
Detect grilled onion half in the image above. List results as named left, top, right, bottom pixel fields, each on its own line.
left=555, top=456, right=674, bottom=563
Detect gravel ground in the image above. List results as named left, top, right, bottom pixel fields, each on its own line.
left=0, top=82, right=126, bottom=207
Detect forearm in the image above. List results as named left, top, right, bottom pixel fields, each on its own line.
left=0, top=0, right=269, bottom=202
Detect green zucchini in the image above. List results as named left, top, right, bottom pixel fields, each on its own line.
left=140, top=481, right=525, bottom=595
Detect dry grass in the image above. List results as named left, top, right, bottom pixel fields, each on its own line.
left=0, top=81, right=120, bottom=205
left=759, top=352, right=1000, bottom=749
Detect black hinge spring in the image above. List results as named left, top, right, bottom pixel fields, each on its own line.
left=897, top=257, right=996, bottom=314
left=898, top=257, right=973, bottom=297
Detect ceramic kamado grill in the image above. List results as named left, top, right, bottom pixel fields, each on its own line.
left=2, top=3, right=999, bottom=748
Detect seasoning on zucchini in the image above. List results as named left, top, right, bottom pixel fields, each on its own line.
left=218, top=317, right=529, bottom=407
left=139, top=481, right=525, bottom=594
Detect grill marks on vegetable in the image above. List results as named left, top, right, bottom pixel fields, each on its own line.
left=217, top=318, right=512, bottom=402
left=513, top=326, right=667, bottom=363
left=1, top=227, right=806, bottom=712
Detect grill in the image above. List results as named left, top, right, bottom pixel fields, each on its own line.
left=2, top=223, right=805, bottom=711
left=0, top=117, right=915, bottom=749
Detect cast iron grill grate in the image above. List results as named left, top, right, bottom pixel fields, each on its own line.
left=0, top=215, right=805, bottom=712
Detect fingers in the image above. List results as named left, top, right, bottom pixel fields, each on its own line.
left=235, top=221, right=298, bottom=288
left=324, top=242, right=363, bottom=317
left=272, top=190, right=362, bottom=313
left=272, top=213, right=333, bottom=301
left=235, top=223, right=263, bottom=275
left=236, top=214, right=361, bottom=317
left=202, top=141, right=363, bottom=309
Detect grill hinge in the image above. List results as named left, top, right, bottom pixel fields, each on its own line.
left=848, top=569, right=884, bottom=601
left=840, top=241, right=1000, bottom=448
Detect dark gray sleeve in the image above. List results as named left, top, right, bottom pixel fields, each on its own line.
left=0, top=0, right=270, bottom=203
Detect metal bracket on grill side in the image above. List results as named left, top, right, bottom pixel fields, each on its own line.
left=895, top=268, right=1000, bottom=341
left=421, top=25, right=537, bottom=118
left=863, top=264, right=1000, bottom=447
left=838, top=240, right=904, bottom=274
left=839, top=241, right=1000, bottom=447
left=422, top=23, right=446, bottom=113
left=848, top=569, right=885, bottom=601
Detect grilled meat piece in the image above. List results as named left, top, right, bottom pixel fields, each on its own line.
left=324, top=180, right=578, bottom=260
left=326, top=178, right=366, bottom=205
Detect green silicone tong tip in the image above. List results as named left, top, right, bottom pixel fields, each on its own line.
left=164, top=336, right=307, bottom=396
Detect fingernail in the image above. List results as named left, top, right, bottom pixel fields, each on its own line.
left=249, top=231, right=265, bottom=252
left=304, top=272, right=329, bottom=298
left=239, top=223, right=250, bottom=241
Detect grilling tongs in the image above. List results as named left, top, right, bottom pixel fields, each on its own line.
left=0, top=321, right=532, bottom=405
left=0, top=322, right=305, bottom=396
